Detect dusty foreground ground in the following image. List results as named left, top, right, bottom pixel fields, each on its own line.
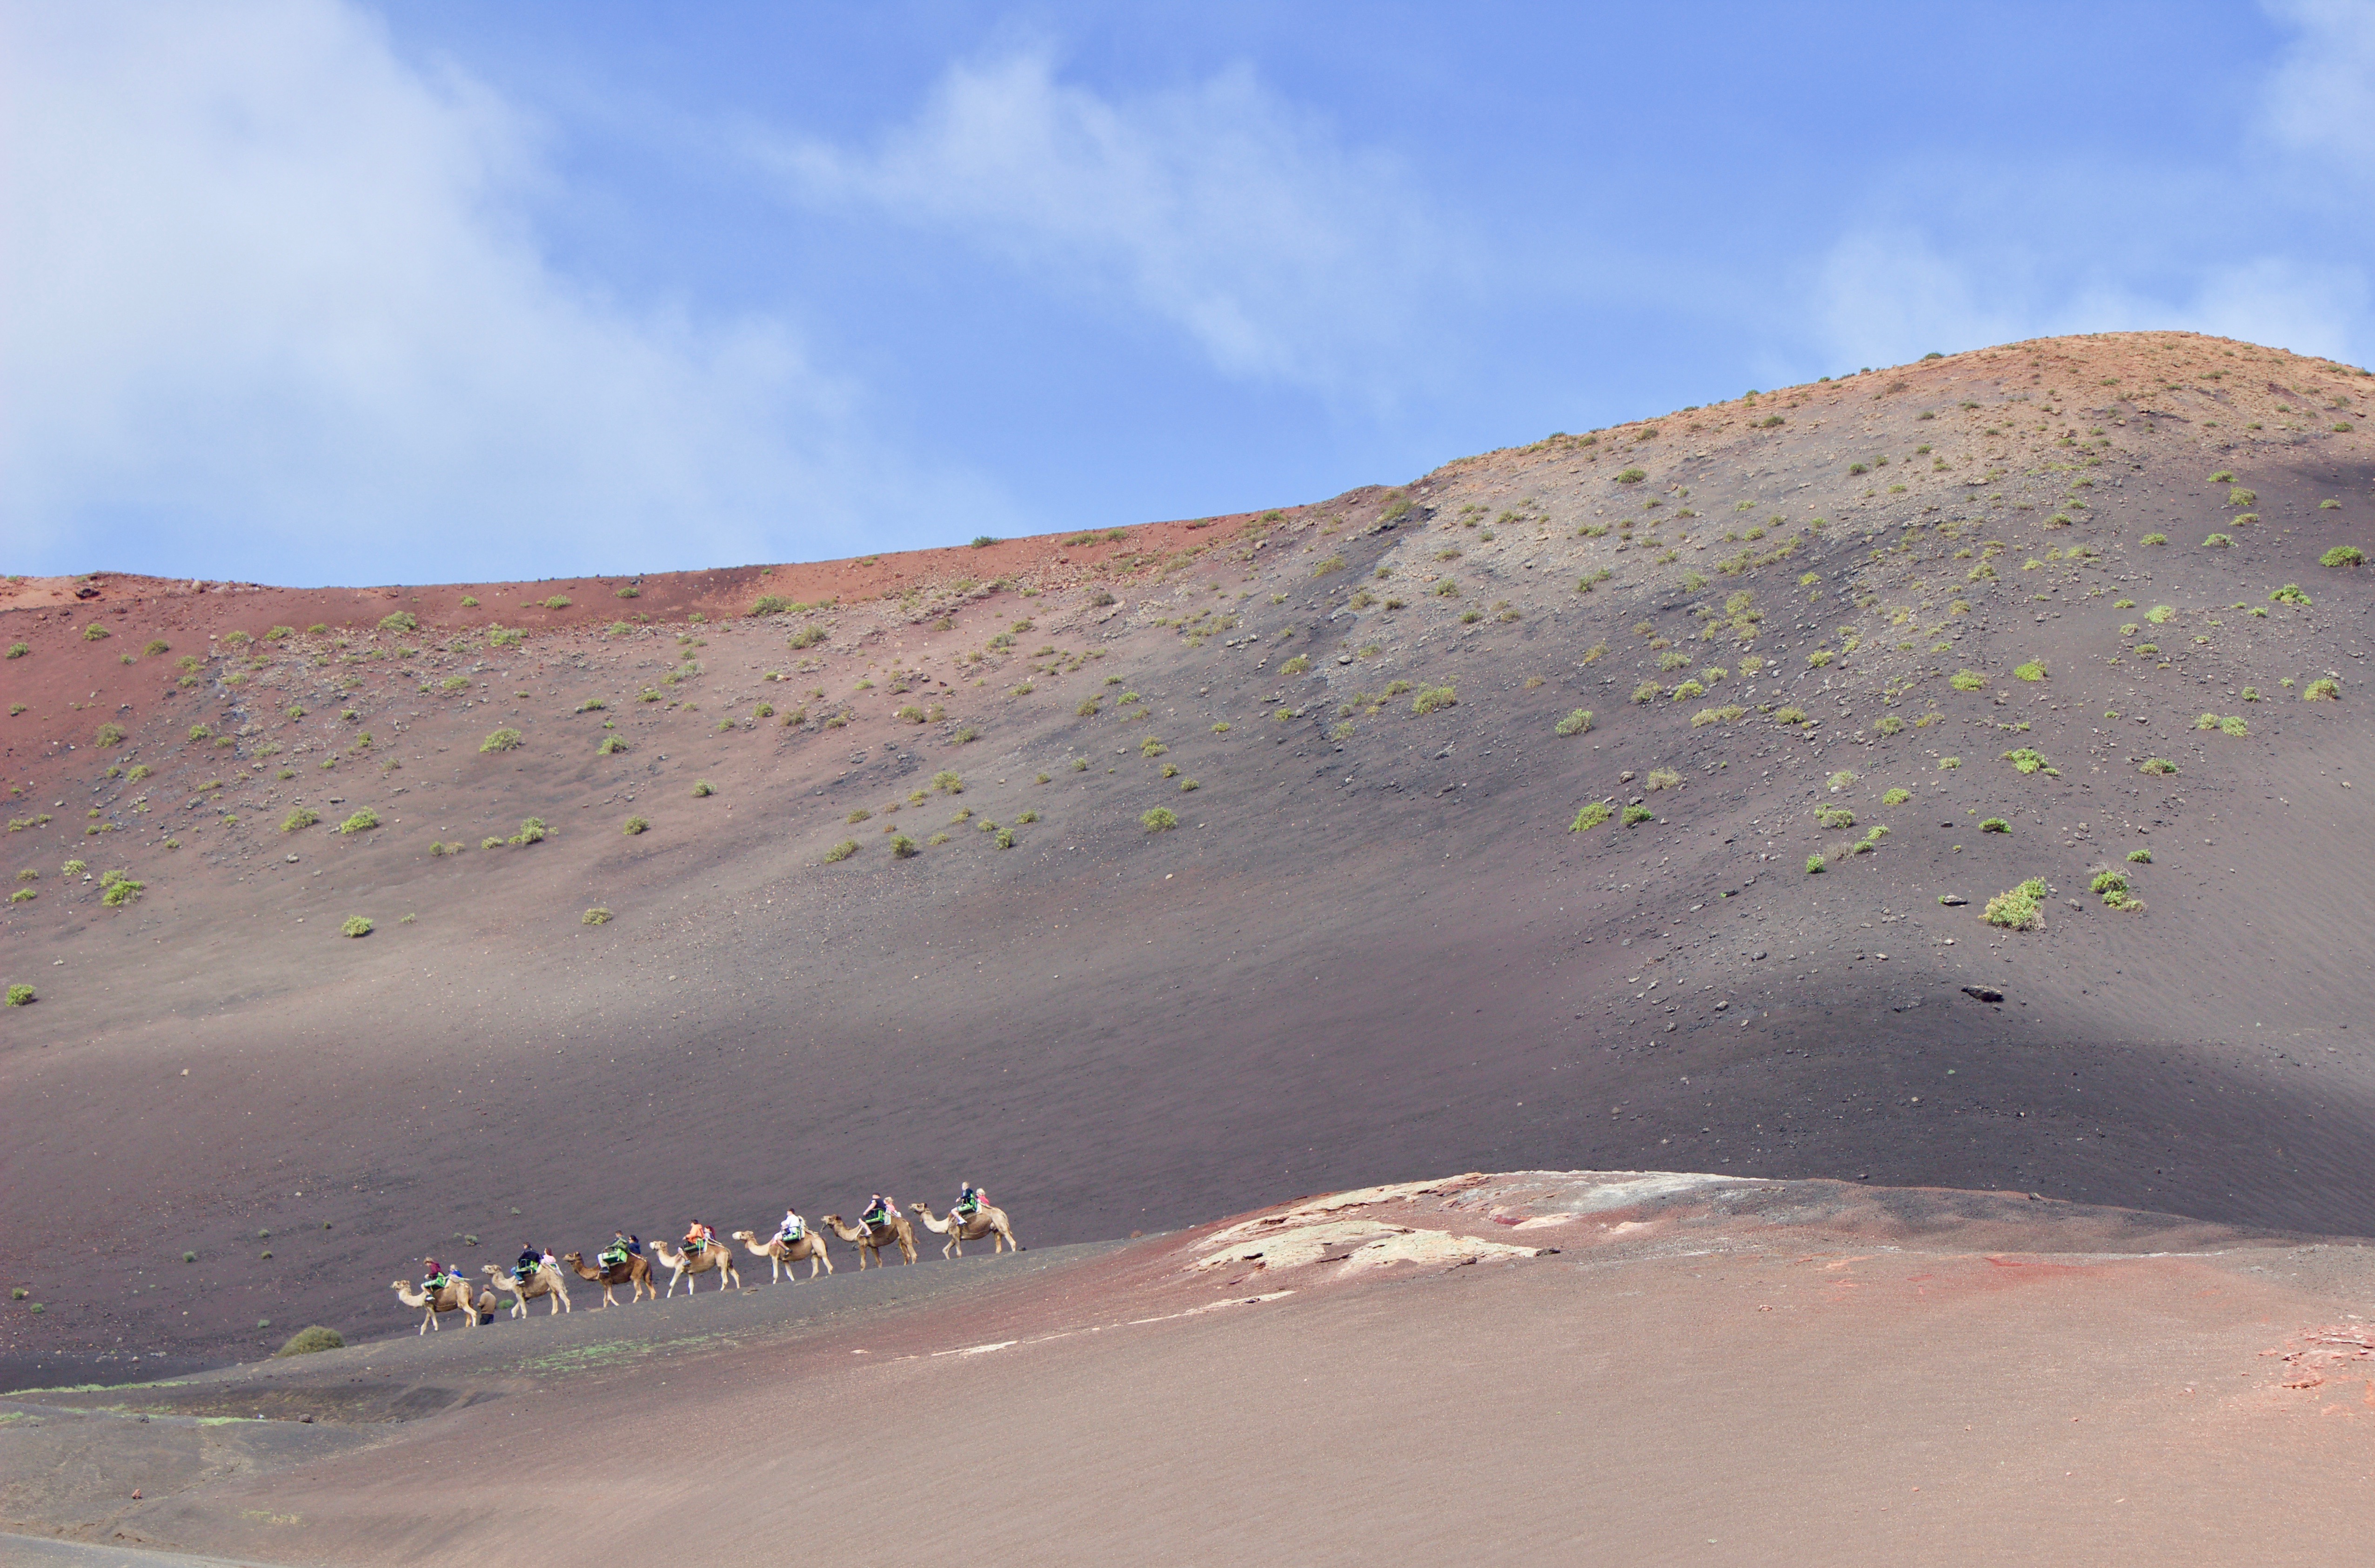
left=8, top=1172, right=2375, bottom=1567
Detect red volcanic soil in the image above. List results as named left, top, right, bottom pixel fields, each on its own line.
left=3, top=330, right=2375, bottom=1388
left=9, top=1173, right=2375, bottom=1565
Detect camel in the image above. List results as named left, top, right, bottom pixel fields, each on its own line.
left=822, top=1209, right=917, bottom=1269
left=908, top=1199, right=1023, bottom=1260
left=483, top=1261, right=572, bottom=1318
left=652, top=1235, right=741, bottom=1296
left=731, top=1228, right=833, bottom=1283
left=563, top=1248, right=656, bottom=1308
left=391, top=1277, right=495, bottom=1334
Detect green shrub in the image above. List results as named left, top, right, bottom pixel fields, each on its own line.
left=691, top=780, right=714, bottom=797
left=1881, top=787, right=1911, bottom=805
left=1774, top=706, right=1808, bottom=725
left=378, top=611, right=418, bottom=634
left=1554, top=709, right=1593, bottom=737
left=788, top=625, right=827, bottom=649
left=2013, top=661, right=2047, bottom=682
left=480, top=728, right=523, bottom=753
left=1570, top=801, right=1612, bottom=832
left=1621, top=804, right=1654, bottom=827
left=2134, top=644, right=2160, bottom=658
left=2320, top=545, right=2364, bottom=568
left=2305, top=678, right=2342, bottom=701
left=1669, top=679, right=1706, bottom=701
left=1816, top=806, right=1854, bottom=829
left=2000, top=747, right=2055, bottom=776
left=101, top=879, right=143, bottom=907
left=4, top=983, right=32, bottom=1007
left=1805, top=854, right=1825, bottom=874
left=509, top=817, right=547, bottom=845
left=83, top=622, right=109, bottom=641
left=597, top=734, right=628, bottom=755
left=1806, top=650, right=1833, bottom=668
left=488, top=624, right=522, bottom=647
left=275, top=1325, right=345, bottom=1356
left=94, top=722, right=126, bottom=748
left=582, top=907, right=612, bottom=925
left=281, top=807, right=319, bottom=833
left=337, top=808, right=379, bottom=834
left=622, top=816, right=649, bottom=835
left=2127, top=848, right=2152, bottom=863
left=1614, top=467, right=1647, bottom=484
left=823, top=840, right=857, bottom=863
left=2271, top=583, right=2312, bottom=606
left=2140, top=533, right=2167, bottom=546
left=2202, top=533, right=2234, bottom=548
left=1949, top=669, right=1985, bottom=691
left=1983, top=878, right=2049, bottom=930
left=3, top=642, right=24, bottom=660
left=933, top=770, right=963, bottom=794
left=1412, top=685, right=1458, bottom=715
left=1980, top=817, right=2009, bottom=833
left=1280, top=654, right=1311, bottom=676
left=2139, top=758, right=2177, bottom=774
left=341, top=916, right=373, bottom=938
left=2146, top=604, right=2176, bottom=623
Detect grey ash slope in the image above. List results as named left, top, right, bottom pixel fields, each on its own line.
left=2, top=328, right=2372, bottom=1371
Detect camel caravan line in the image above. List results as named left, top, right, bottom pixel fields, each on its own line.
left=390, top=1194, right=1023, bottom=1334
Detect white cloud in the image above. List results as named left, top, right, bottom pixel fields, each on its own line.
left=1810, top=227, right=2368, bottom=376
left=0, top=0, right=946, bottom=582
left=767, top=51, right=1458, bottom=400
left=2263, top=0, right=2375, bottom=168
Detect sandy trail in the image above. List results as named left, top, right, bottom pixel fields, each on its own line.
left=11, top=1173, right=2374, bottom=1566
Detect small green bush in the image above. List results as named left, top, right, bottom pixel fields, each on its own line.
left=691, top=780, right=714, bottom=797
left=2000, top=747, right=2054, bottom=776
left=1614, top=467, right=1647, bottom=484
left=582, top=907, right=612, bottom=925
left=1980, top=817, right=2009, bottom=833
left=1983, top=878, right=2049, bottom=930
left=5, top=982, right=33, bottom=1006
left=1805, top=854, right=1825, bottom=874
left=1816, top=806, right=1854, bottom=829
left=1621, top=804, right=1654, bottom=827
left=338, top=808, right=379, bottom=834
left=2140, top=533, right=2168, bottom=546
left=1631, top=681, right=1662, bottom=704
left=281, top=807, right=319, bottom=833
left=598, top=734, right=628, bottom=754
left=3, top=642, right=24, bottom=660
left=2139, top=758, right=2177, bottom=774
left=2271, top=583, right=2312, bottom=606
left=341, top=916, right=373, bottom=938
left=479, top=728, right=523, bottom=753
left=1949, top=669, right=1985, bottom=691
left=274, top=1325, right=345, bottom=1356
left=2320, top=545, right=2364, bottom=568
left=1774, top=707, right=1807, bottom=725
left=95, top=722, right=126, bottom=748
left=2146, top=604, right=2176, bottom=623
left=1554, top=709, right=1593, bottom=737
left=2127, top=848, right=2152, bottom=863
left=378, top=611, right=419, bottom=634
left=1140, top=807, right=1179, bottom=833
left=823, top=840, right=858, bottom=863
left=622, top=816, right=649, bottom=835
left=1881, top=787, right=1911, bottom=805
left=1569, top=801, right=1612, bottom=832
left=83, top=622, right=110, bottom=641
left=1412, top=685, right=1458, bottom=715
left=510, top=817, right=547, bottom=845
left=2304, top=678, right=2342, bottom=701
left=2013, top=661, right=2047, bottom=682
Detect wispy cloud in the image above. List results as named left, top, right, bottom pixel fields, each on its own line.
left=0, top=0, right=968, bottom=582
left=765, top=51, right=1461, bottom=401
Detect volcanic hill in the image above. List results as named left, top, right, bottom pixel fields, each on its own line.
left=3, top=328, right=2372, bottom=1378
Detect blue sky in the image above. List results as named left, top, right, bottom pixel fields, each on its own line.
left=6, top=0, right=2373, bottom=584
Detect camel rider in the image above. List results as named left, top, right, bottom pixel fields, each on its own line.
left=684, top=1221, right=714, bottom=1255
left=599, top=1232, right=634, bottom=1268
left=954, top=1182, right=983, bottom=1220
left=861, top=1194, right=894, bottom=1230
left=421, top=1257, right=455, bottom=1291
left=514, top=1244, right=542, bottom=1283
left=778, top=1209, right=806, bottom=1245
